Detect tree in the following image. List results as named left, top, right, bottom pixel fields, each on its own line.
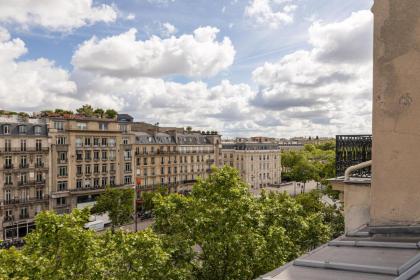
left=281, top=141, right=336, bottom=192
left=186, top=126, right=192, bottom=133
left=105, top=109, right=118, bottom=119
left=152, top=166, right=335, bottom=280
left=93, top=108, right=105, bottom=118
left=0, top=168, right=341, bottom=280
left=76, top=104, right=95, bottom=117
left=0, top=210, right=191, bottom=280
left=91, top=188, right=134, bottom=232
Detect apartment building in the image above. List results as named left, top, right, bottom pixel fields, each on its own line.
left=133, top=130, right=222, bottom=197
left=222, top=139, right=281, bottom=188
left=0, top=116, right=50, bottom=240
left=46, top=114, right=134, bottom=215
left=0, top=112, right=224, bottom=239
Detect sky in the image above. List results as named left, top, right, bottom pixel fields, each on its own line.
left=0, top=0, right=374, bottom=138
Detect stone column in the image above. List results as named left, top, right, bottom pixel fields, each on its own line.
left=371, top=0, right=420, bottom=225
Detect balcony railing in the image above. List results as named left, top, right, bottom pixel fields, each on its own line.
left=0, top=147, right=49, bottom=153
left=336, top=135, right=372, bottom=178
left=1, top=196, right=50, bottom=206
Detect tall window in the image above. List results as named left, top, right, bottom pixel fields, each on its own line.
left=57, top=136, right=67, bottom=145
left=56, top=197, right=66, bottom=206
left=4, top=156, right=12, bottom=167
left=4, top=139, right=11, bottom=152
left=36, top=189, right=43, bottom=200
left=36, top=139, right=42, bottom=151
left=84, top=137, right=91, bottom=147
left=4, top=190, right=11, bottom=202
left=99, top=123, right=108, bottom=131
left=36, top=172, right=43, bottom=182
left=5, top=174, right=12, bottom=185
left=77, top=122, right=87, bottom=130
left=124, top=176, right=132, bottom=184
left=20, top=207, right=28, bottom=218
left=58, top=166, right=67, bottom=177
left=20, top=139, right=26, bottom=151
left=54, top=122, right=64, bottom=131
left=19, top=125, right=27, bottom=134
left=76, top=165, right=82, bottom=175
left=20, top=156, right=27, bottom=168
left=34, top=126, right=42, bottom=135
left=58, top=181, right=67, bottom=191
left=3, top=125, right=10, bottom=135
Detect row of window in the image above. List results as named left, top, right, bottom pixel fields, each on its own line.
left=2, top=125, right=43, bottom=135
left=138, top=175, right=198, bottom=186
left=2, top=139, right=44, bottom=151
left=54, top=121, right=110, bottom=132
left=136, top=155, right=212, bottom=165
left=135, top=146, right=214, bottom=154
left=74, top=150, right=117, bottom=161
left=75, top=137, right=117, bottom=147
left=3, top=172, right=45, bottom=185
left=76, top=163, right=117, bottom=176
left=4, top=188, right=45, bottom=202
left=4, top=155, right=45, bottom=168
left=138, top=165, right=209, bottom=176
left=224, top=154, right=278, bottom=161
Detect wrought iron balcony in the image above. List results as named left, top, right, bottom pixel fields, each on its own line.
left=336, top=135, right=372, bottom=178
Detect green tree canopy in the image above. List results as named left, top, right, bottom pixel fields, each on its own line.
left=0, top=167, right=342, bottom=280
left=152, top=166, right=335, bottom=280
left=105, top=109, right=118, bottom=119
left=91, top=188, right=134, bottom=231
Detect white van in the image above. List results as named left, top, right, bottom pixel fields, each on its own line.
left=84, top=220, right=105, bottom=231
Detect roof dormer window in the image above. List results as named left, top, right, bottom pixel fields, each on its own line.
left=34, top=126, right=41, bottom=135
left=3, top=125, right=10, bottom=135
left=19, top=125, right=27, bottom=134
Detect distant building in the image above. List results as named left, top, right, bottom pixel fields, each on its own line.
left=222, top=139, right=281, bottom=188
left=133, top=130, right=221, bottom=195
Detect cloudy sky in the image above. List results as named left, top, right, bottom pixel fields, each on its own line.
left=0, top=0, right=373, bottom=138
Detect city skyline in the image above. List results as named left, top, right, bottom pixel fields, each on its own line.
left=0, top=0, right=373, bottom=138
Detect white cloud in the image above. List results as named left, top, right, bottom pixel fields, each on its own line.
left=0, top=0, right=117, bottom=32
left=126, top=13, right=136, bottom=21
left=72, top=26, right=235, bottom=78
left=245, top=0, right=297, bottom=29
left=0, top=28, right=77, bottom=110
left=146, top=0, right=175, bottom=5
left=161, top=22, right=177, bottom=37
left=251, top=10, right=373, bottom=134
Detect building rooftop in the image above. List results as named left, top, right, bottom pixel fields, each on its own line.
left=257, top=227, right=420, bottom=280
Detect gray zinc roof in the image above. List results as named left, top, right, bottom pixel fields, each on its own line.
left=256, top=227, right=420, bottom=280
left=0, top=123, right=48, bottom=136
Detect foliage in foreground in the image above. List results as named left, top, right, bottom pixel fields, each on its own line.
left=91, top=187, right=134, bottom=231
left=0, top=167, right=343, bottom=280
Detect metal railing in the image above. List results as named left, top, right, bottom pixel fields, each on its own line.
left=336, top=135, right=372, bottom=178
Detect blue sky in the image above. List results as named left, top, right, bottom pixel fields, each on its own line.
left=0, top=0, right=374, bottom=138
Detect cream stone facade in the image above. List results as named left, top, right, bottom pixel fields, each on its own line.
left=46, top=115, right=134, bottom=216
left=222, top=140, right=281, bottom=188
left=133, top=131, right=222, bottom=198
left=0, top=115, right=50, bottom=240
left=0, top=113, right=223, bottom=239
left=370, top=0, right=420, bottom=226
